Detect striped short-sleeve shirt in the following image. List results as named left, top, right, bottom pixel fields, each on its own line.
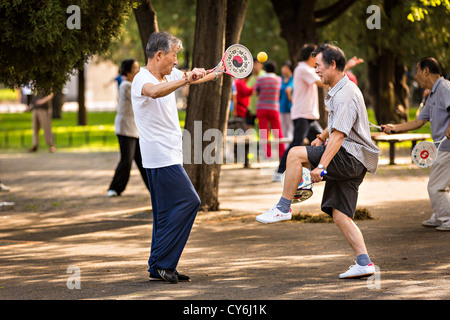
left=255, top=73, right=282, bottom=112
left=325, top=75, right=379, bottom=173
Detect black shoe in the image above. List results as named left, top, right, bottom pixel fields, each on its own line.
left=149, top=273, right=165, bottom=281
left=175, top=273, right=191, bottom=282
left=157, top=269, right=178, bottom=284
left=150, top=271, right=191, bottom=283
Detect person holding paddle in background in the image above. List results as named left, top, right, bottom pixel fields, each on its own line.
left=381, top=57, right=450, bottom=231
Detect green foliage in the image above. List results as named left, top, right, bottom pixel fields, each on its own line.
left=408, top=0, right=450, bottom=21
left=318, top=0, right=450, bottom=74
left=0, top=111, right=117, bottom=151
left=152, top=0, right=196, bottom=68
left=0, top=89, right=18, bottom=101
left=240, top=0, right=290, bottom=69
left=0, top=0, right=134, bottom=93
left=103, top=0, right=290, bottom=73
left=99, top=13, right=145, bottom=67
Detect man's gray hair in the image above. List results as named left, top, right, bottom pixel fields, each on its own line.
left=145, top=31, right=183, bottom=59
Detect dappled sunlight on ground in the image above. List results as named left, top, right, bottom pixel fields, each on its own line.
left=0, top=151, right=448, bottom=300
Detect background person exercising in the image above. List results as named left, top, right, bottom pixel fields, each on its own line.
left=381, top=57, right=450, bottom=231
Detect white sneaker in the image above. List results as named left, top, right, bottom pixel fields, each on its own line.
left=436, top=220, right=450, bottom=231
left=339, top=261, right=375, bottom=279
left=0, top=183, right=10, bottom=192
left=422, top=213, right=441, bottom=227
left=256, top=206, right=292, bottom=224
left=107, top=190, right=118, bottom=197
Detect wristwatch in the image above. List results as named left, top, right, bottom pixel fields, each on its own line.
left=318, top=164, right=326, bottom=170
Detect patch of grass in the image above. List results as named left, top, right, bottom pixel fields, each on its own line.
left=292, top=212, right=332, bottom=223
left=366, top=107, right=430, bottom=134
left=296, top=213, right=331, bottom=223
left=292, top=207, right=374, bottom=223
left=0, top=110, right=187, bottom=152
left=0, top=89, right=18, bottom=101
left=354, top=207, right=374, bottom=220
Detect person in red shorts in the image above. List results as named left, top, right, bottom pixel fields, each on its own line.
left=254, top=61, right=285, bottom=159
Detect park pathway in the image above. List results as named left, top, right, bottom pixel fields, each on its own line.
left=0, top=150, right=448, bottom=301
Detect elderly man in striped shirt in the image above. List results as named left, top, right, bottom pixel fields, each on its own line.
left=256, top=43, right=380, bottom=279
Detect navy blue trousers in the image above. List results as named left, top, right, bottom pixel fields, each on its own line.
left=146, top=164, right=200, bottom=276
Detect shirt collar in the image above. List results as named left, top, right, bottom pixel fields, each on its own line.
left=327, top=74, right=349, bottom=98
left=430, top=76, right=444, bottom=95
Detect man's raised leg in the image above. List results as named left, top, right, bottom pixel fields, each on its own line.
left=256, top=146, right=309, bottom=224
left=282, top=146, right=309, bottom=201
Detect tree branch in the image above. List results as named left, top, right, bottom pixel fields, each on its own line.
left=133, top=0, right=159, bottom=61
left=314, top=0, right=356, bottom=27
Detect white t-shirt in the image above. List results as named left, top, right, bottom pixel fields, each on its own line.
left=131, top=67, right=184, bottom=168
left=290, top=61, right=321, bottom=120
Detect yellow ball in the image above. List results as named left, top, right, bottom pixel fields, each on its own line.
left=257, top=51, right=268, bottom=63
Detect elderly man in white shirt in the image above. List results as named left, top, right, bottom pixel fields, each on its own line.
left=131, top=31, right=223, bottom=284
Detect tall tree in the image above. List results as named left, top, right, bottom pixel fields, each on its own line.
left=184, top=0, right=249, bottom=211
left=184, top=0, right=228, bottom=212
left=365, top=0, right=410, bottom=124
left=219, top=0, right=250, bottom=136
left=77, top=66, right=86, bottom=125
left=269, top=0, right=357, bottom=128
left=270, top=0, right=356, bottom=64
left=133, top=0, right=159, bottom=62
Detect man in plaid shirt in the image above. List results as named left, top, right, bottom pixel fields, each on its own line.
left=257, top=43, right=380, bottom=279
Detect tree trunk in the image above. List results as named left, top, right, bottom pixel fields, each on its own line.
left=270, top=0, right=319, bottom=64
left=219, top=0, right=249, bottom=133
left=184, top=0, right=228, bottom=212
left=270, top=0, right=356, bottom=130
left=133, top=0, right=159, bottom=61
left=394, top=58, right=410, bottom=122
left=366, top=0, right=409, bottom=124
left=367, top=50, right=409, bottom=124
left=52, top=90, right=65, bottom=119
left=77, top=66, right=87, bottom=126
left=270, top=0, right=356, bottom=64
left=270, top=0, right=325, bottom=127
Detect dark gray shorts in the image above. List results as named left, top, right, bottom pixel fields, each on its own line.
left=306, top=145, right=367, bottom=219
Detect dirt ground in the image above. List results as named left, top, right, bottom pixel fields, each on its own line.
left=0, top=149, right=449, bottom=302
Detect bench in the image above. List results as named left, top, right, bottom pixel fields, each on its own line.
left=227, top=132, right=431, bottom=167
left=371, top=133, right=431, bottom=165
left=225, top=134, right=254, bottom=168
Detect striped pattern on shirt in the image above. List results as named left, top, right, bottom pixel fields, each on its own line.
left=255, top=73, right=282, bottom=112
left=325, top=75, right=380, bottom=174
